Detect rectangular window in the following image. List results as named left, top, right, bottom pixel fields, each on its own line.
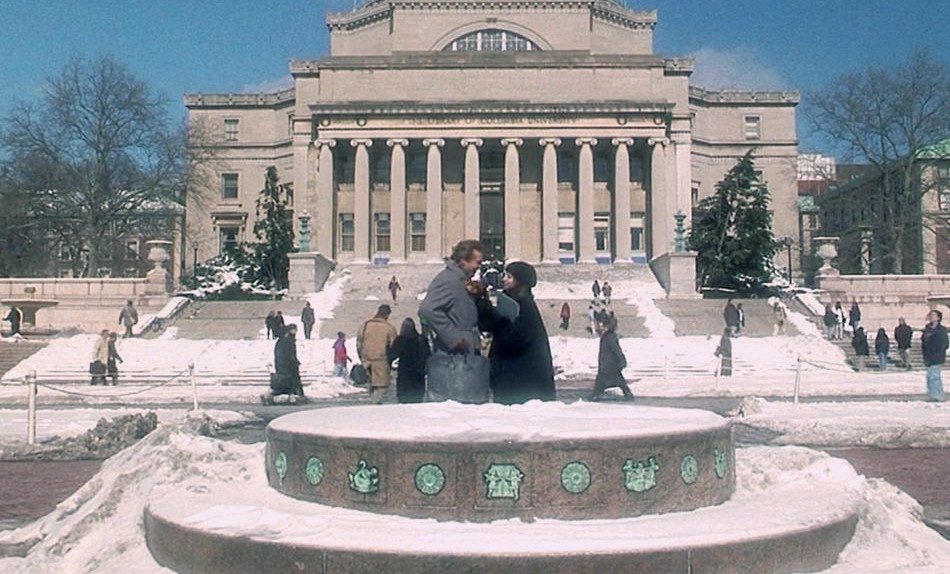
left=222, top=173, right=239, bottom=200
left=284, top=182, right=294, bottom=207
left=594, top=214, right=610, bottom=252
left=558, top=213, right=575, bottom=252
left=339, top=213, right=355, bottom=252
left=219, top=226, right=239, bottom=255
left=375, top=212, right=391, bottom=252
left=691, top=183, right=700, bottom=207
left=557, top=152, right=575, bottom=183
left=125, top=240, right=139, bottom=261
left=224, top=118, right=239, bottom=142
left=630, top=213, right=645, bottom=252
left=744, top=116, right=761, bottom=140
left=940, top=189, right=950, bottom=212
left=287, top=113, right=294, bottom=137
left=410, top=212, right=426, bottom=252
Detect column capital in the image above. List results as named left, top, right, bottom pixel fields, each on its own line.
left=315, top=138, right=336, bottom=148
left=350, top=138, right=373, bottom=148
left=538, top=137, right=562, bottom=147
left=648, top=137, right=670, bottom=148
left=501, top=137, right=524, bottom=147
left=386, top=138, right=409, bottom=148
left=423, top=138, right=445, bottom=148
left=460, top=137, right=484, bottom=147
left=611, top=137, right=635, bottom=147
left=575, top=137, right=599, bottom=147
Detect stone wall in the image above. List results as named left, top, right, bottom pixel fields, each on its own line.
left=815, top=274, right=950, bottom=330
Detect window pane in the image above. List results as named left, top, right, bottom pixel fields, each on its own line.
left=375, top=213, right=391, bottom=252
left=222, top=173, right=239, bottom=199
left=340, top=214, right=354, bottom=252
left=224, top=119, right=239, bottom=142
left=445, top=28, right=537, bottom=52
left=744, top=116, right=761, bottom=140
left=409, top=213, right=426, bottom=252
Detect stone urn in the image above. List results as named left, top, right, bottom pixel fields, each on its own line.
left=814, top=236, right=840, bottom=277
left=145, top=239, right=173, bottom=294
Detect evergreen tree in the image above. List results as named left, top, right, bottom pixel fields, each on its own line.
left=687, top=152, right=779, bottom=292
left=252, top=166, right=295, bottom=290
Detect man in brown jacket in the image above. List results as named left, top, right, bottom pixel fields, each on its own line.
left=357, top=304, right=397, bottom=403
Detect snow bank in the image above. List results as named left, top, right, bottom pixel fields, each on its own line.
left=2, top=430, right=948, bottom=572
left=734, top=397, right=950, bottom=448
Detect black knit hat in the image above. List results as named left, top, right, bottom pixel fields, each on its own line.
left=505, top=261, right=537, bottom=288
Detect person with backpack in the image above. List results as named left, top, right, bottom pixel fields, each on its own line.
left=332, top=331, right=351, bottom=379
left=391, top=318, right=430, bottom=404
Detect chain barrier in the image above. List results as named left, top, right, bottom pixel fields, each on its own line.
left=798, top=357, right=857, bottom=374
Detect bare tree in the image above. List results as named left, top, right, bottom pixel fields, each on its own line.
left=1, top=56, right=191, bottom=277
left=807, top=50, right=950, bottom=273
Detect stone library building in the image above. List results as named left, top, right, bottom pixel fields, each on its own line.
left=185, top=0, right=799, bottom=267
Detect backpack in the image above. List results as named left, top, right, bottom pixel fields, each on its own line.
left=349, top=364, right=368, bottom=385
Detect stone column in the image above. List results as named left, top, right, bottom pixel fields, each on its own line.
left=648, top=137, right=671, bottom=258
left=461, top=138, right=483, bottom=240
left=576, top=138, right=598, bottom=263
left=612, top=138, right=634, bottom=263
left=351, top=139, right=373, bottom=263
left=539, top=138, right=562, bottom=263
left=387, top=139, right=409, bottom=263
left=315, top=139, right=336, bottom=257
left=423, top=138, right=445, bottom=262
left=501, top=138, right=524, bottom=260
left=673, top=136, right=692, bottom=229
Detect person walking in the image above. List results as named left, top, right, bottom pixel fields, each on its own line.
left=358, top=304, right=397, bottom=404
left=823, top=305, right=837, bottom=340
left=264, top=324, right=303, bottom=404
left=391, top=318, right=430, bottom=404
left=834, top=302, right=847, bottom=340
left=586, top=304, right=597, bottom=334
left=736, top=303, right=746, bottom=336
left=715, top=327, right=733, bottom=376
left=479, top=261, right=556, bottom=405
left=591, top=280, right=601, bottom=302
left=265, top=311, right=277, bottom=340
left=921, top=310, right=948, bottom=402
left=418, top=239, right=488, bottom=403
left=332, top=332, right=351, bottom=379
left=771, top=302, right=787, bottom=336
left=874, top=328, right=890, bottom=371
left=106, top=332, right=123, bottom=386
left=723, top=299, right=740, bottom=336
left=388, top=276, right=402, bottom=302
left=90, top=329, right=110, bottom=385
left=601, top=281, right=613, bottom=305
left=273, top=311, right=286, bottom=339
left=300, top=302, right=316, bottom=340
left=4, top=305, right=23, bottom=337
left=849, top=301, right=862, bottom=333
left=118, top=300, right=139, bottom=338
left=894, top=317, right=913, bottom=369
left=559, top=301, right=571, bottom=330
left=590, top=316, right=634, bottom=401
left=851, top=327, right=869, bottom=371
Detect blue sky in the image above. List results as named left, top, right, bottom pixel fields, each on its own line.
left=1, top=0, right=947, bottom=153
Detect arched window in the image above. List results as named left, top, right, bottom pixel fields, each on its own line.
left=445, top=29, right=538, bottom=52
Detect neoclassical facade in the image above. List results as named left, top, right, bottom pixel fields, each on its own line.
left=185, top=0, right=800, bottom=268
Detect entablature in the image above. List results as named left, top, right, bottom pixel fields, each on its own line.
left=292, top=52, right=668, bottom=73
left=184, top=88, right=295, bottom=109
left=689, top=86, right=800, bottom=106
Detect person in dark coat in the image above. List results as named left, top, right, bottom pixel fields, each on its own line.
left=736, top=303, right=745, bottom=336
left=874, top=328, right=890, bottom=371
left=107, top=332, right=123, bottom=386
left=392, top=318, right=430, bottom=404
left=849, top=301, right=862, bottom=332
left=591, top=280, right=601, bottom=301
left=590, top=316, right=634, bottom=400
left=388, top=276, right=402, bottom=302
left=273, top=311, right=286, bottom=339
left=559, top=302, right=571, bottom=330
left=267, top=324, right=302, bottom=403
left=4, top=306, right=23, bottom=337
left=723, top=299, right=740, bottom=336
left=823, top=305, right=837, bottom=340
left=118, top=300, right=138, bottom=338
left=601, top=281, right=613, bottom=305
left=715, top=327, right=732, bottom=376
left=479, top=261, right=556, bottom=405
left=921, top=310, right=948, bottom=402
left=300, top=302, right=316, bottom=340
left=851, top=327, right=869, bottom=371
left=265, top=311, right=277, bottom=340
left=894, top=317, right=913, bottom=369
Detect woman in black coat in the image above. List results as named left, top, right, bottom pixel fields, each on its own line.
left=479, top=261, right=556, bottom=405
left=852, top=326, right=870, bottom=371
left=392, top=318, right=430, bottom=404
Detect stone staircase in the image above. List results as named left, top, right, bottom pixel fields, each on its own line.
left=655, top=298, right=800, bottom=337
left=0, top=341, right=47, bottom=378
left=161, top=299, right=316, bottom=340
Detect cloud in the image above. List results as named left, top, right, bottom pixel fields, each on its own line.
left=688, top=47, right=787, bottom=90
left=239, top=74, right=294, bottom=93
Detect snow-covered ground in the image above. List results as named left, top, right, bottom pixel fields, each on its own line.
left=0, top=423, right=947, bottom=573
left=735, top=397, right=950, bottom=448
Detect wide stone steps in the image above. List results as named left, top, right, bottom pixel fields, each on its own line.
left=655, top=298, right=801, bottom=338
left=0, top=341, right=47, bottom=378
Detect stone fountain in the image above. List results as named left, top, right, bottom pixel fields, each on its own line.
left=144, top=402, right=859, bottom=573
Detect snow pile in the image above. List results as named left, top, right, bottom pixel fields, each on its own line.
left=2, top=429, right=949, bottom=572
left=737, top=446, right=950, bottom=573
left=306, top=271, right=349, bottom=336
left=734, top=398, right=950, bottom=448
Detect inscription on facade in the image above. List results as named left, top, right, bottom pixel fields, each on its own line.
left=406, top=116, right=578, bottom=126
